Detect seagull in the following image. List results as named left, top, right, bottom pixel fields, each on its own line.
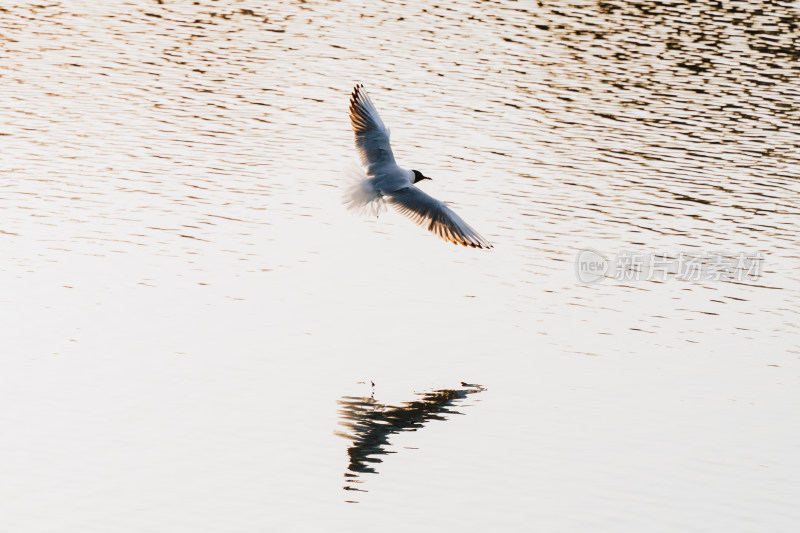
left=343, top=84, right=492, bottom=249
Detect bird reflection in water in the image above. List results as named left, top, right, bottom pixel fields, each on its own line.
left=336, top=382, right=485, bottom=500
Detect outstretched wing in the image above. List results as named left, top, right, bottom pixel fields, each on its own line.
left=387, top=186, right=493, bottom=249
left=349, top=84, right=395, bottom=167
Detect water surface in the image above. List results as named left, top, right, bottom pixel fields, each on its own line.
left=2, top=0, right=799, bottom=531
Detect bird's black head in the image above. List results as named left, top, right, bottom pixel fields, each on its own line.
left=412, top=170, right=432, bottom=183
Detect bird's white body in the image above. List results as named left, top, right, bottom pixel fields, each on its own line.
left=344, top=84, right=492, bottom=249
left=367, top=165, right=415, bottom=195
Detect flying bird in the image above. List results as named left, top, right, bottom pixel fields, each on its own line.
left=343, top=84, right=492, bottom=249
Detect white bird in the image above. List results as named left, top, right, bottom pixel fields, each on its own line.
left=343, top=84, right=492, bottom=249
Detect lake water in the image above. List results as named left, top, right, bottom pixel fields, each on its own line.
left=2, top=0, right=799, bottom=531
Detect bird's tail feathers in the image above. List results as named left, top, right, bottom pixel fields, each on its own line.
left=342, top=161, right=386, bottom=217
